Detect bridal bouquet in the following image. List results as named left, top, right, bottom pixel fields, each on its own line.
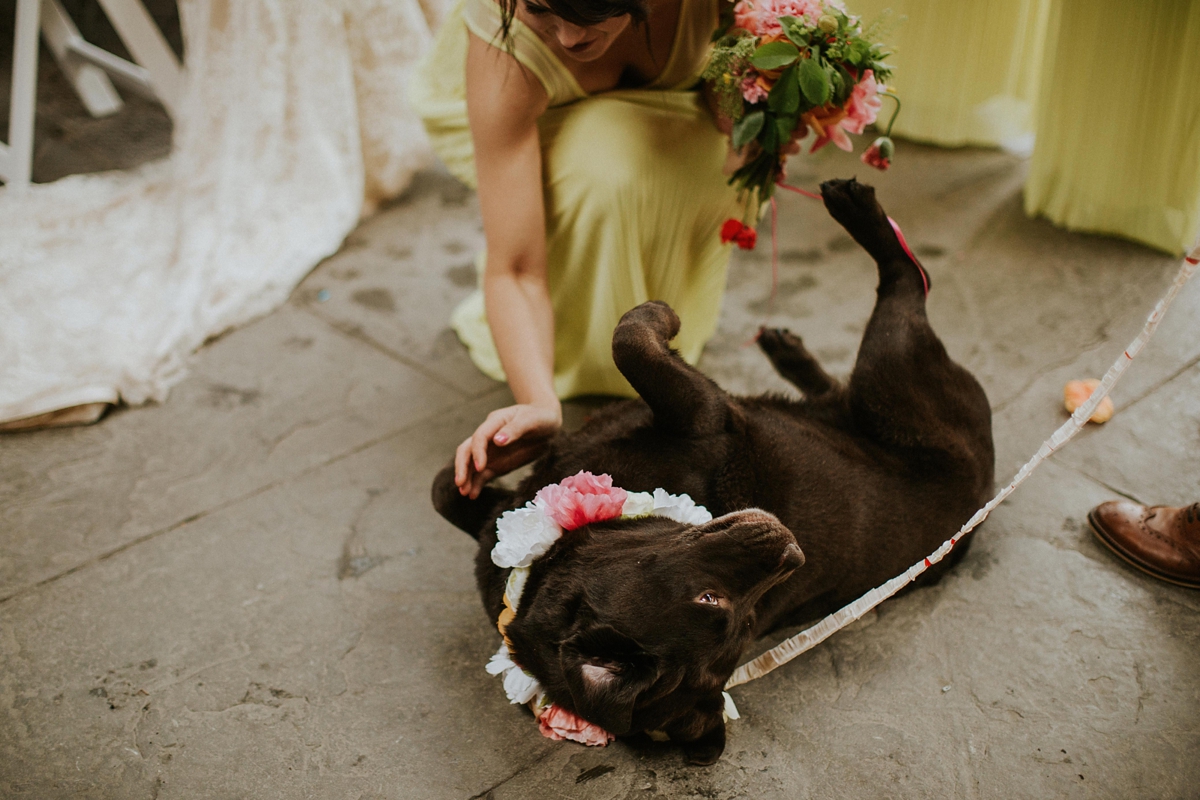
left=704, top=0, right=900, bottom=206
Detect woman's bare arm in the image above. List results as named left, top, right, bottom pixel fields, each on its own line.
left=454, top=33, right=561, bottom=498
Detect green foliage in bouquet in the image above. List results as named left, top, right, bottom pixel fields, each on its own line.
left=702, top=8, right=896, bottom=201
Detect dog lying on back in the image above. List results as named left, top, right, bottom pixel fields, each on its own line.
left=432, top=179, right=994, bottom=764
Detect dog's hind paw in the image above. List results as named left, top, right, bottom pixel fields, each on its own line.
left=615, top=301, right=681, bottom=344
left=758, top=327, right=837, bottom=397
left=757, top=327, right=806, bottom=359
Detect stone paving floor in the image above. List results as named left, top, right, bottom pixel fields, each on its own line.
left=2, top=141, right=1198, bottom=798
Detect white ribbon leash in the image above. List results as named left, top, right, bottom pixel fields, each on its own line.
left=726, top=244, right=1200, bottom=690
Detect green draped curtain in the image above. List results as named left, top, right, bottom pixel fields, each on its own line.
left=1024, top=0, right=1200, bottom=256
left=847, top=0, right=1200, bottom=255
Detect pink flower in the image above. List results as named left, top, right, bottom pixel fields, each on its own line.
left=840, top=70, right=882, bottom=135
left=537, top=704, right=615, bottom=747
left=808, top=71, right=883, bottom=154
left=534, top=471, right=627, bottom=531
left=733, top=0, right=824, bottom=36
left=741, top=74, right=769, bottom=104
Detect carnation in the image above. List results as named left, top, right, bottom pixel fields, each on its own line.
left=537, top=704, right=615, bottom=747
left=485, top=644, right=541, bottom=705
left=840, top=69, right=883, bottom=135
left=491, top=504, right=562, bottom=568
left=741, top=73, right=769, bottom=104
left=651, top=488, right=714, bottom=525
left=535, top=471, right=627, bottom=531
left=733, top=0, right=825, bottom=37
left=622, top=491, right=656, bottom=517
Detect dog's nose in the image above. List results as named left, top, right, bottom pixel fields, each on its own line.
left=778, top=542, right=805, bottom=571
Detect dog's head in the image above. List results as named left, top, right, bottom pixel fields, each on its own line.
left=505, top=508, right=803, bottom=762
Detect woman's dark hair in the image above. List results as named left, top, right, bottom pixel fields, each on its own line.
left=498, top=0, right=650, bottom=41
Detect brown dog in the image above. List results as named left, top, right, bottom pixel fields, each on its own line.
left=432, top=179, right=994, bottom=764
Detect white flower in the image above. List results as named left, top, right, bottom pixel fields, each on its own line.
left=503, top=666, right=541, bottom=705
left=651, top=488, right=713, bottom=525
left=492, top=504, right=562, bottom=568
left=621, top=491, right=655, bottom=518
left=722, top=691, right=740, bottom=721
left=505, top=566, right=530, bottom=610
left=486, top=643, right=542, bottom=705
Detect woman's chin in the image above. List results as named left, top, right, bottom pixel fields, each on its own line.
left=560, top=39, right=611, bottom=63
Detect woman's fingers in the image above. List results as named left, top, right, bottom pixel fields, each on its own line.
left=454, top=435, right=475, bottom=491
left=455, top=411, right=508, bottom=493
left=494, top=405, right=552, bottom=446
left=468, top=467, right=496, bottom=500
left=471, top=411, right=510, bottom=472
left=455, top=403, right=562, bottom=496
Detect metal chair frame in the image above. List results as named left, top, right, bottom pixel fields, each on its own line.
left=1, top=0, right=182, bottom=191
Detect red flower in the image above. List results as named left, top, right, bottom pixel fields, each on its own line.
left=860, top=136, right=894, bottom=171
left=720, top=219, right=758, bottom=250
left=534, top=471, right=627, bottom=531
left=720, top=219, right=744, bottom=243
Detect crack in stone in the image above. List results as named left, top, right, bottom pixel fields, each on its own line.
left=467, top=748, right=555, bottom=799
left=0, top=398, right=478, bottom=605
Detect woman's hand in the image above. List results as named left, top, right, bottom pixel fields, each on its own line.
left=454, top=401, right=562, bottom=498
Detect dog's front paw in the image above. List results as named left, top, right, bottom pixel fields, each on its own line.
left=820, top=179, right=903, bottom=263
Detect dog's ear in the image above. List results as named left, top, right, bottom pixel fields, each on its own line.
left=560, top=624, right=659, bottom=735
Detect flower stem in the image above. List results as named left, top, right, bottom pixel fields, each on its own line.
left=882, top=93, right=901, bottom=138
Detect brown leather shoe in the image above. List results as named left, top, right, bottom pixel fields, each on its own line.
left=1088, top=500, right=1200, bottom=589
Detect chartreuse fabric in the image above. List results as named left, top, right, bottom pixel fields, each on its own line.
left=409, top=0, right=742, bottom=398
left=850, top=0, right=1052, bottom=151
left=849, top=0, right=1199, bottom=255
left=1024, top=0, right=1200, bottom=256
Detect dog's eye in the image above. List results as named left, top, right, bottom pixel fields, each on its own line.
left=696, top=592, right=721, bottom=606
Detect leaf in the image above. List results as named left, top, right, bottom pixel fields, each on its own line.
left=828, top=67, right=846, bottom=107
left=732, top=110, right=765, bottom=150
left=779, top=15, right=810, bottom=47
left=832, top=64, right=855, bottom=105
left=750, top=41, right=800, bottom=71
left=845, top=40, right=869, bottom=67
left=761, top=114, right=780, bottom=155
left=775, top=115, right=797, bottom=145
left=767, top=66, right=800, bottom=115
left=798, top=57, right=832, bottom=106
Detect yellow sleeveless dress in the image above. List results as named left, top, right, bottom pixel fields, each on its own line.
left=409, top=0, right=743, bottom=398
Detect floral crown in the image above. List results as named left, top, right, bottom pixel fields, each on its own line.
left=486, top=471, right=738, bottom=747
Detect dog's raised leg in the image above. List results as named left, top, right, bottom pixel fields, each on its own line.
left=757, top=327, right=838, bottom=398
left=821, top=179, right=992, bottom=469
left=612, top=301, right=733, bottom=436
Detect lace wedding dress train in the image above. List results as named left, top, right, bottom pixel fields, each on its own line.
left=0, top=0, right=452, bottom=426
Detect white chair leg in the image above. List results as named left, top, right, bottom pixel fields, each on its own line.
left=40, top=0, right=123, bottom=118
left=2, top=0, right=42, bottom=190
left=94, top=0, right=183, bottom=119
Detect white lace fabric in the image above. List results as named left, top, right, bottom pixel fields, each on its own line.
left=0, top=0, right=452, bottom=423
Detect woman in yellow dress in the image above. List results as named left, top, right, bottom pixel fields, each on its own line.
left=411, top=0, right=789, bottom=498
